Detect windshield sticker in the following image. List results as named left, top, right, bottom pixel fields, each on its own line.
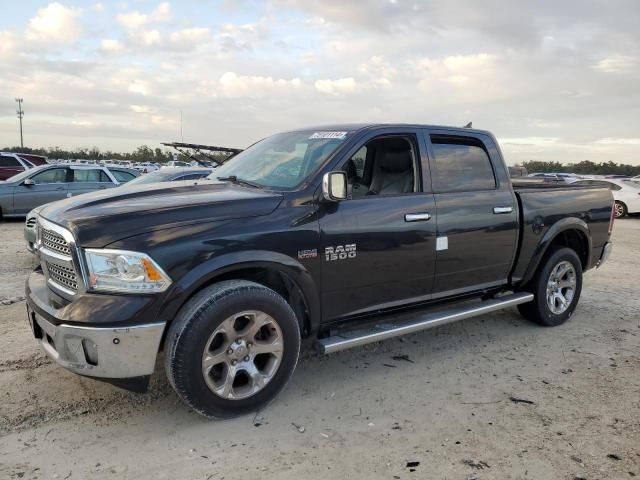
left=308, top=131, right=348, bottom=140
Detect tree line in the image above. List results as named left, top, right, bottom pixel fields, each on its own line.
left=2, top=145, right=178, bottom=163
left=523, top=160, right=640, bottom=176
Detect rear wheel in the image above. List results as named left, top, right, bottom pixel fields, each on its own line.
left=518, top=247, right=583, bottom=327
left=165, top=280, right=300, bottom=418
left=614, top=201, right=627, bottom=218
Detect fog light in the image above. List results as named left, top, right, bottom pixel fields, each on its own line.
left=82, top=339, right=99, bottom=366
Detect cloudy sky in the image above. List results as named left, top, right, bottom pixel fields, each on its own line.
left=1, top=0, right=639, bottom=165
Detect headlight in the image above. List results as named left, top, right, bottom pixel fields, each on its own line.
left=84, top=249, right=171, bottom=293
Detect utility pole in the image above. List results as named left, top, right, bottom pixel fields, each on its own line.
left=15, top=98, right=24, bottom=150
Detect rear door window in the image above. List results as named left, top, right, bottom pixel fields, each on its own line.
left=73, top=169, right=111, bottom=182
left=430, top=136, right=496, bottom=193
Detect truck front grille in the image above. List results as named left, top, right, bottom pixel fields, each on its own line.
left=46, top=261, right=79, bottom=292
left=41, top=228, right=71, bottom=256
left=37, top=219, right=80, bottom=296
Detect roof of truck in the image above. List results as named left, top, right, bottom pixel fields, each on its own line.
left=285, top=123, right=494, bottom=136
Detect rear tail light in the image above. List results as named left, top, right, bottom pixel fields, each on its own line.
left=608, top=202, right=615, bottom=235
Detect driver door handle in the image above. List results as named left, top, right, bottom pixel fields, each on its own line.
left=405, top=212, right=431, bottom=222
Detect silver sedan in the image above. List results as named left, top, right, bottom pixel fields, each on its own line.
left=0, top=164, right=138, bottom=219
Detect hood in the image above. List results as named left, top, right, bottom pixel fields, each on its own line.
left=39, top=180, right=284, bottom=247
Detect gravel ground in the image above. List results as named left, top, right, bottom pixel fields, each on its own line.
left=0, top=218, right=638, bottom=480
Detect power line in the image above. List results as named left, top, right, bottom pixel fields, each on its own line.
left=15, top=98, right=24, bottom=150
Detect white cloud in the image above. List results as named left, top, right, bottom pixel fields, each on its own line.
left=594, top=138, right=640, bottom=145
left=117, top=2, right=171, bottom=31
left=0, top=31, right=16, bottom=58
left=101, top=38, right=125, bottom=54
left=592, top=55, right=637, bottom=73
left=128, top=80, right=151, bottom=95
left=314, top=77, right=357, bottom=95
left=219, top=72, right=302, bottom=98
left=140, top=29, right=162, bottom=46
left=218, top=23, right=262, bottom=51
left=358, top=56, right=396, bottom=87
left=169, top=27, right=211, bottom=50
left=25, top=2, right=83, bottom=44
left=130, top=105, right=152, bottom=114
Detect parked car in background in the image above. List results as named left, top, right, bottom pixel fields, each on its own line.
left=528, top=172, right=579, bottom=183
left=126, top=167, right=213, bottom=185
left=135, top=162, right=160, bottom=173
left=17, top=153, right=48, bottom=166
left=0, top=152, right=37, bottom=180
left=162, top=160, right=192, bottom=168
left=0, top=164, right=138, bottom=219
left=572, top=178, right=640, bottom=217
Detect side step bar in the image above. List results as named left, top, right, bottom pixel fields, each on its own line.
left=316, top=292, right=534, bottom=354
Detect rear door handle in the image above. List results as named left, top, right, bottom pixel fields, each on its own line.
left=405, top=212, right=431, bottom=222
left=493, top=206, right=513, bottom=214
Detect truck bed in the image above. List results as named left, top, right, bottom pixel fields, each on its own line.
left=511, top=185, right=613, bottom=283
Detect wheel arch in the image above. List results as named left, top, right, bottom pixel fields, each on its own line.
left=159, top=250, right=320, bottom=341
left=520, top=218, right=591, bottom=286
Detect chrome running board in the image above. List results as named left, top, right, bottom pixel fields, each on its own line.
left=316, top=292, right=534, bottom=354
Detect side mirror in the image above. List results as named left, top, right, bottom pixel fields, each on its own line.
left=322, top=171, right=347, bottom=201
left=23, top=178, right=35, bottom=186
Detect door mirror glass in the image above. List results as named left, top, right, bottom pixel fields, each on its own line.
left=23, top=178, right=35, bottom=186
left=322, top=171, right=347, bottom=201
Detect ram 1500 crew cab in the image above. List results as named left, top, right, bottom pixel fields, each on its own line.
left=25, top=124, right=614, bottom=417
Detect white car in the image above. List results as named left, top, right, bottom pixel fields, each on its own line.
left=573, top=178, right=640, bottom=217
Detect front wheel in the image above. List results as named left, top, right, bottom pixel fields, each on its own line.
left=165, top=280, right=301, bottom=418
left=518, top=247, right=583, bottom=327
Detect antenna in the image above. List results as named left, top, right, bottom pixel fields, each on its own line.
left=180, top=110, right=184, bottom=142
left=463, top=121, right=472, bottom=128
left=15, top=98, right=24, bottom=149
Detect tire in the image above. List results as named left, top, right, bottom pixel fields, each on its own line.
left=165, top=280, right=301, bottom=418
left=614, top=201, right=627, bottom=218
left=517, top=247, right=583, bottom=327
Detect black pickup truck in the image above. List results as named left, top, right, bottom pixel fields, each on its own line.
left=25, top=124, right=614, bottom=418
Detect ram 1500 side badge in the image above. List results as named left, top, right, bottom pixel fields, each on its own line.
left=325, top=244, right=357, bottom=261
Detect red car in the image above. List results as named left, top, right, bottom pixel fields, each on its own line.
left=0, top=152, right=43, bottom=180
left=16, top=153, right=48, bottom=166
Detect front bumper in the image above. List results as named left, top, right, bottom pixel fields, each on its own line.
left=26, top=269, right=166, bottom=391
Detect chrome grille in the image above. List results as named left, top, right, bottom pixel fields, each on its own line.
left=46, top=261, right=78, bottom=292
left=41, top=228, right=71, bottom=256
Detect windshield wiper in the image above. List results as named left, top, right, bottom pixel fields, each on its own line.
left=216, top=175, right=263, bottom=189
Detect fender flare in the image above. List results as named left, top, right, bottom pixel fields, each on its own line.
left=520, top=218, right=592, bottom=285
left=158, top=250, right=321, bottom=332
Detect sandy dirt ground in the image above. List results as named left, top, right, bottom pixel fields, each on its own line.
left=0, top=218, right=638, bottom=480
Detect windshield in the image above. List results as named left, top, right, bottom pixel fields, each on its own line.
left=622, top=179, right=640, bottom=189
left=208, top=130, right=350, bottom=189
left=5, top=167, right=43, bottom=183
